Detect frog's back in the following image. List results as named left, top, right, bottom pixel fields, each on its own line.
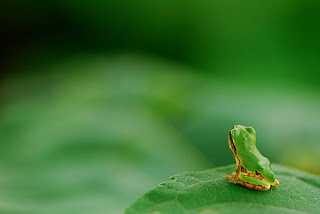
left=233, top=126, right=276, bottom=182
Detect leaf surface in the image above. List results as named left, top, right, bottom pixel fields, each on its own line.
left=125, top=164, right=320, bottom=214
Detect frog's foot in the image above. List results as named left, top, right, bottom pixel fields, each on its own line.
left=224, top=174, right=240, bottom=185
left=273, top=179, right=280, bottom=187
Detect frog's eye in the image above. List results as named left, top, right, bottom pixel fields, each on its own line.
left=245, top=127, right=256, bottom=134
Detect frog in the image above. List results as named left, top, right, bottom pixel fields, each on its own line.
left=224, top=125, right=279, bottom=191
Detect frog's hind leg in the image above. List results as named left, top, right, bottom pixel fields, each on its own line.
left=238, top=180, right=269, bottom=191
left=224, top=173, right=270, bottom=191
left=239, top=173, right=270, bottom=191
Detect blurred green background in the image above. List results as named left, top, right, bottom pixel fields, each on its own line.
left=1, top=1, right=320, bottom=214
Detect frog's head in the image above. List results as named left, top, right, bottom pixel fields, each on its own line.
left=229, top=125, right=256, bottom=145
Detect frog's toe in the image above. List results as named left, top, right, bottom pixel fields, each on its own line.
left=273, top=179, right=280, bottom=187
left=224, top=174, right=240, bottom=184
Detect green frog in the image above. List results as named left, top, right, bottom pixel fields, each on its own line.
left=224, top=125, right=279, bottom=191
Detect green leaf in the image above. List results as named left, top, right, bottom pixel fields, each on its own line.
left=125, top=164, right=320, bottom=214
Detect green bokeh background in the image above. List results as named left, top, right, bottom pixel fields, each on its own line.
left=1, top=1, right=320, bottom=214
